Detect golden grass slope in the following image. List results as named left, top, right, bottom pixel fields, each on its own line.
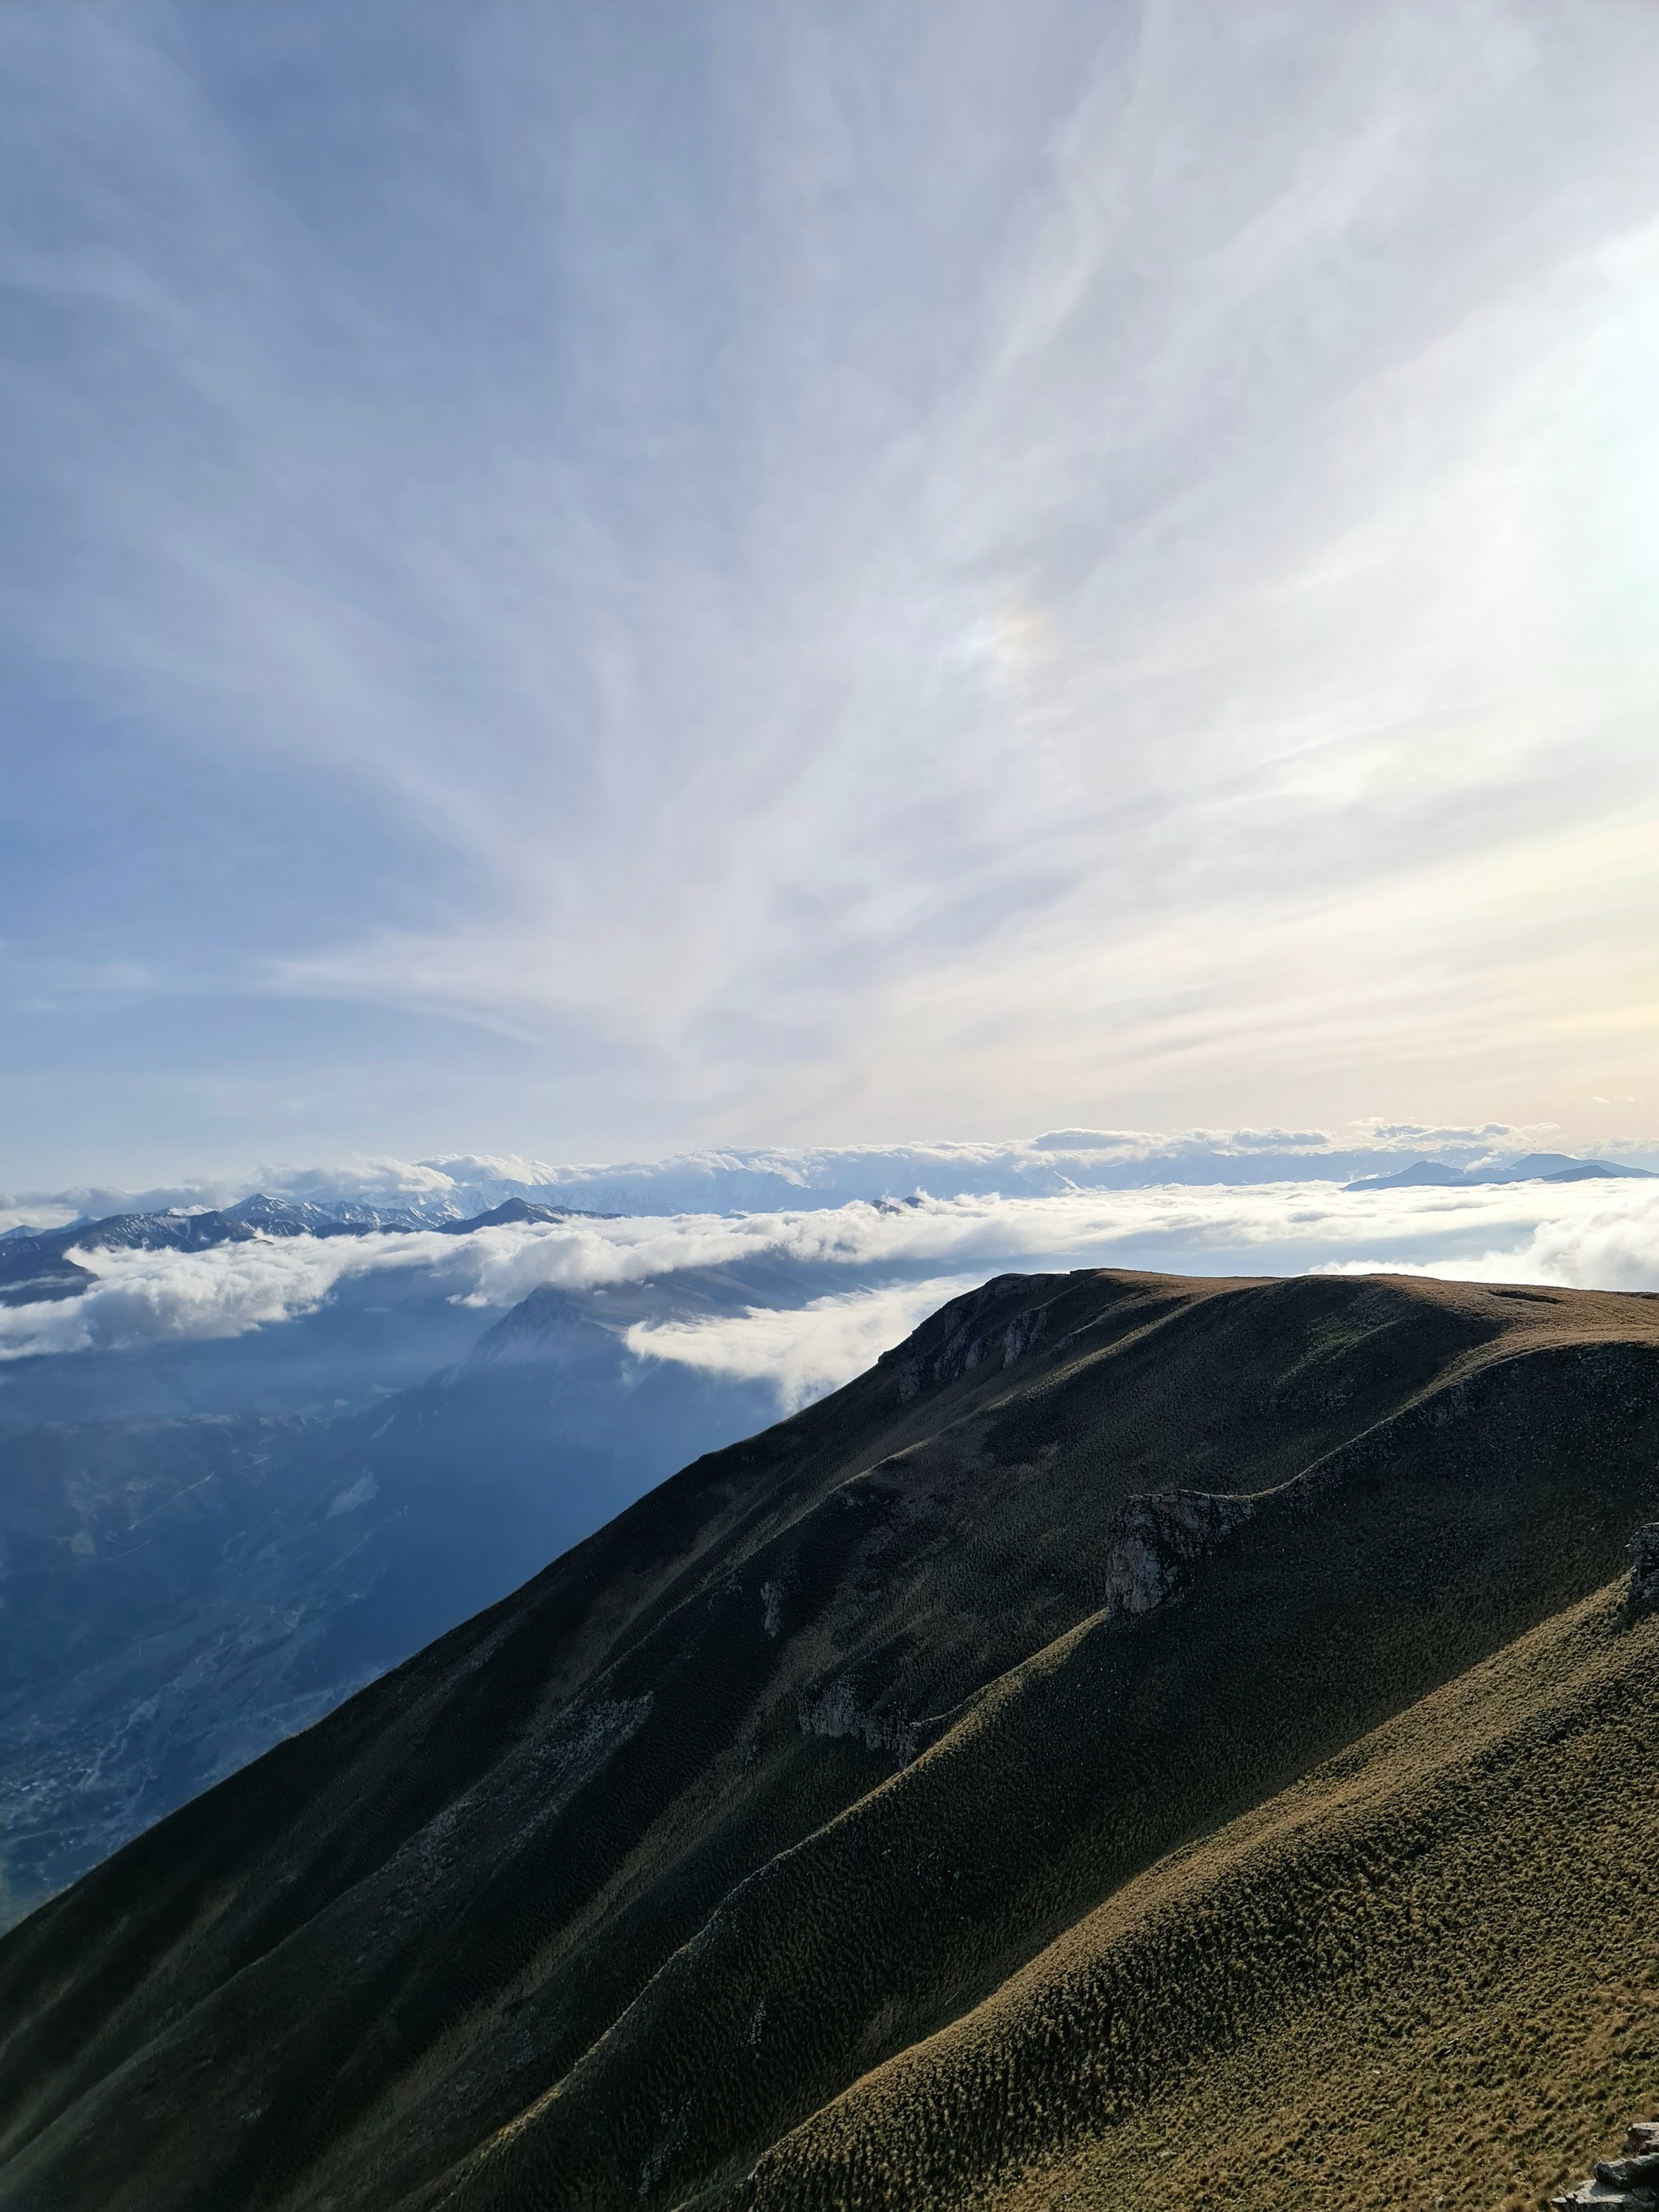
left=733, top=1578, right=1659, bottom=2212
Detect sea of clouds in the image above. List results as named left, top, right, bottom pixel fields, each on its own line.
left=10, top=1120, right=1657, bottom=1236
left=5, top=1144, right=1659, bottom=1406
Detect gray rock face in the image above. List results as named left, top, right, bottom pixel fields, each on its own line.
left=795, top=1677, right=919, bottom=1765
left=1629, top=1526, right=1659, bottom=1606
left=1552, top=2120, right=1659, bottom=2208
left=1598, top=2157, right=1659, bottom=2190
left=893, top=1275, right=1055, bottom=1401
left=1100, top=1490, right=1257, bottom=1620
left=760, top=1580, right=786, bottom=1639
left=793, top=1487, right=1257, bottom=1772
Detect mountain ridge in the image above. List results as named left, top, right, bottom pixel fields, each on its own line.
left=0, top=1191, right=616, bottom=1311
left=1342, top=1152, right=1655, bottom=1191
left=2, top=1267, right=1657, bottom=2210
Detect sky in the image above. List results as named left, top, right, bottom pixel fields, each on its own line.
left=2, top=1, right=1659, bottom=1189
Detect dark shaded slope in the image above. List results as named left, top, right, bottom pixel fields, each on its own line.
left=0, top=1270, right=1657, bottom=2211
left=0, top=1279, right=779, bottom=1916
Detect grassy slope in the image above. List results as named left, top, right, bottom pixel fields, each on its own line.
left=0, top=1271, right=1656, bottom=2210
left=740, top=1579, right=1658, bottom=2212
left=420, top=1317, right=1659, bottom=2212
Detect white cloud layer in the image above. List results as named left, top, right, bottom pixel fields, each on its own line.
left=6, top=1176, right=1659, bottom=1388
left=1317, top=1182, right=1659, bottom=1294
left=625, top=1278, right=985, bottom=1414
left=7, top=1119, right=1657, bottom=1234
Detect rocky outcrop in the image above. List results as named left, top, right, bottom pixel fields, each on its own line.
left=893, top=1276, right=1053, bottom=1401
left=1100, top=1490, right=1256, bottom=1619
left=1629, top=1526, right=1659, bottom=1608
left=795, top=1488, right=1258, bottom=1771
left=796, top=1677, right=919, bottom=1766
left=1552, top=2119, right=1659, bottom=2208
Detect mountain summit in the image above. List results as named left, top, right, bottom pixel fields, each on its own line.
left=2, top=1268, right=1656, bottom=2210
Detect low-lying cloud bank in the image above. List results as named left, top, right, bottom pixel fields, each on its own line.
left=625, top=1277, right=985, bottom=1414
left=6, top=1121, right=1658, bottom=1237
left=5, top=1178, right=1659, bottom=1400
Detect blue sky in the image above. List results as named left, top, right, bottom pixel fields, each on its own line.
left=3, top=1, right=1659, bottom=1188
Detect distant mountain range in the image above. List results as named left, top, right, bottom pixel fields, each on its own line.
left=0, top=1191, right=603, bottom=1308
left=1343, top=1151, right=1656, bottom=1191
left=11, top=1130, right=1658, bottom=1238
left=2, top=1267, right=1655, bottom=2210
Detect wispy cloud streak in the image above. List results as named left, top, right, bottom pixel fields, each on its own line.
left=1, top=5, right=1657, bottom=1174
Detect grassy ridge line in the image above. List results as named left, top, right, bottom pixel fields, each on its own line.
left=403, top=1336, right=1659, bottom=2212
left=0, top=1272, right=1127, bottom=2207
left=729, top=1580, right=1659, bottom=2210
left=6, top=1274, right=1657, bottom=2212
